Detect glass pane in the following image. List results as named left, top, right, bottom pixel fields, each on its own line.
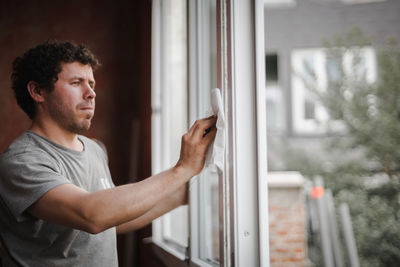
left=265, top=1, right=400, bottom=266
left=195, top=0, right=219, bottom=264
left=199, top=167, right=219, bottom=263
left=304, top=99, right=315, bottom=120
left=162, top=0, right=188, bottom=248
left=266, top=54, right=279, bottom=82
left=326, top=55, right=342, bottom=83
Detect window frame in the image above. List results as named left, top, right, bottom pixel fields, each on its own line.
left=151, top=0, right=269, bottom=266
left=229, top=0, right=269, bottom=265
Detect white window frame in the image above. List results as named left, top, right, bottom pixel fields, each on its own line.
left=230, top=0, right=269, bottom=265
left=151, top=0, right=269, bottom=266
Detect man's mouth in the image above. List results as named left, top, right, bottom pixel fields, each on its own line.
left=80, top=107, right=94, bottom=110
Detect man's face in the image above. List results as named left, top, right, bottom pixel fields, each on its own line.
left=44, top=62, right=96, bottom=134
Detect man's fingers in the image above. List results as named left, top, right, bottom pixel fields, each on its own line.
left=188, top=116, right=215, bottom=136
left=203, top=125, right=214, bottom=137
left=203, top=126, right=217, bottom=144
left=192, top=116, right=217, bottom=140
left=177, top=116, right=218, bottom=176
left=188, top=122, right=199, bottom=137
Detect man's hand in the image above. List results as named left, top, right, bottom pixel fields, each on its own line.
left=175, top=116, right=218, bottom=177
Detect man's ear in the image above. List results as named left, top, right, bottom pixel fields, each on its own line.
left=27, top=81, right=45, bottom=103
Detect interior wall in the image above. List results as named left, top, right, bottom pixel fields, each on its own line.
left=0, top=0, right=157, bottom=266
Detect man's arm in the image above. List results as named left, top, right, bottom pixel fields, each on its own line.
left=27, top=116, right=216, bottom=234
left=116, top=182, right=188, bottom=234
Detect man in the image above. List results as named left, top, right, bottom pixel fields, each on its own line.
left=0, top=41, right=217, bottom=266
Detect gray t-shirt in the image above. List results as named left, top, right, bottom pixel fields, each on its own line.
left=0, top=131, right=118, bottom=267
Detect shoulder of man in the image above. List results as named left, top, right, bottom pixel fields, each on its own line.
left=1, top=131, right=50, bottom=162
left=78, top=135, right=109, bottom=162
left=0, top=133, right=60, bottom=174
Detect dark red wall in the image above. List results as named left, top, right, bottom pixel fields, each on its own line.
left=0, top=0, right=157, bottom=266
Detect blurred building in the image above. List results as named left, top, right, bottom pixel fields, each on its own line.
left=265, top=1, right=400, bottom=266
left=264, top=0, right=400, bottom=169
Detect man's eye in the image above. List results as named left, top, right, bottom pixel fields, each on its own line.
left=71, top=81, right=79, bottom=85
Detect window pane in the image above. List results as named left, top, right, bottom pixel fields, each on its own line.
left=194, top=0, right=219, bottom=264
left=162, top=0, right=188, bottom=248
left=199, top=167, right=219, bottom=263
left=326, top=55, right=342, bottom=83
left=266, top=54, right=278, bottom=82
left=265, top=1, right=400, bottom=266
left=304, top=99, right=315, bottom=120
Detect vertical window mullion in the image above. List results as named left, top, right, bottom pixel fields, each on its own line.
left=217, top=0, right=233, bottom=266
left=255, top=0, right=270, bottom=265
left=229, top=0, right=264, bottom=265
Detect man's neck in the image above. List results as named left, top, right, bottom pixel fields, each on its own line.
left=29, top=119, right=84, bottom=152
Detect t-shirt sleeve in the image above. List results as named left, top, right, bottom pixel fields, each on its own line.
left=0, top=151, right=71, bottom=222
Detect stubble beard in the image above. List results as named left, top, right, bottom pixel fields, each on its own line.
left=48, top=100, right=94, bottom=135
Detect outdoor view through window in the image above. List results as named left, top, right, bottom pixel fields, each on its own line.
left=264, top=0, right=400, bottom=266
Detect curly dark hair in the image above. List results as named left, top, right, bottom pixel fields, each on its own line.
left=11, top=40, right=101, bottom=120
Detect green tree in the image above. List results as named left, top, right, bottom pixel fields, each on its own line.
left=301, top=28, right=400, bottom=266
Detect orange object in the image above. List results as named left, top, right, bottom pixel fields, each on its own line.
left=311, top=186, right=324, bottom=198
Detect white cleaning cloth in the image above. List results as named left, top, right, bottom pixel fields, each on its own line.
left=205, top=88, right=225, bottom=172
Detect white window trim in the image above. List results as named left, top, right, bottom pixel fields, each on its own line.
left=255, top=0, right=270, bottom=265
left=230, top=0, right=268, bottom=266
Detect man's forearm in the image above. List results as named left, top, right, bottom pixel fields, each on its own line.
left=80, top=166, right=192, bottom=233
left=116, top=183, right=188, bottom=234
left=28, top=166, right=193, bottom=234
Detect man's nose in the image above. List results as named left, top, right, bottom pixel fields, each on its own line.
left=84, top=86, right=96, bottom=99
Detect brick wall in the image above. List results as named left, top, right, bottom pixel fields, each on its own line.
left=268, top=172, right=307, bottom=267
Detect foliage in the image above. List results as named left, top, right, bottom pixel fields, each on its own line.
left=306, top=29, right=400, bottom=267
left=306, top=28, right=400, bottom=179
left=275, top=28, right=400, bottom=266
